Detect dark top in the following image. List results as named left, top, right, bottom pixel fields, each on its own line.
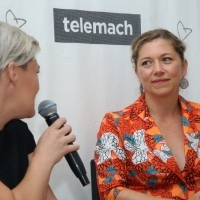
left=0, top=119, right=36, bottom=189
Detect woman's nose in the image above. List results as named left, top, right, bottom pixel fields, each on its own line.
left=153, top=61, right=164, bottom=74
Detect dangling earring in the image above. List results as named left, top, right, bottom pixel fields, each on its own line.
left=140, top=83, right=144, bottom=94
left=179, top=77, right=189, bottom=89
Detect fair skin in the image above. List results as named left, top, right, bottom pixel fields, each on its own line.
left=136, top=39, right=187, bottom=171
left=116, top=39, right=200, bottom=200
left=0, top=59, right=79, bottom=200
left=28, top=153, right=57, bottom=200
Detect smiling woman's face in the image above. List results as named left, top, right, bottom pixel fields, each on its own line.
left=135, top=38, right=187, bottom=97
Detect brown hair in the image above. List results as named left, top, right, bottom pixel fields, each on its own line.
left=131, top=29, right=186, bottom=69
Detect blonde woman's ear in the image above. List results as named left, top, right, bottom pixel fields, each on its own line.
left=7, top=62, right=19, bottom=84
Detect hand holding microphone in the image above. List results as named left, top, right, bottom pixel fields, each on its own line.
left=35, top=117, right=79, bottom=166
left=38, top=100, right=90, bottom=186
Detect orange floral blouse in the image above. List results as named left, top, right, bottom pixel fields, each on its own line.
left=94, top=94, right=200, bottom=200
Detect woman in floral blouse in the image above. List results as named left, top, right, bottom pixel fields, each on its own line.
left=94, top=29, right=200, bottom=200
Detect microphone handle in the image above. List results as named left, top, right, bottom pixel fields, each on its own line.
left=45, top=113, right=90, bottom=186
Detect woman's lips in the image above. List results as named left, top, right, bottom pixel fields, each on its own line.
left=152, top=79, right=169, bottom=83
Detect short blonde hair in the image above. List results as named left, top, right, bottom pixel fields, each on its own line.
left=0, top=21, right=40, bottom=72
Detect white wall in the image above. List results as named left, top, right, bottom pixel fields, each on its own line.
left=0, top=1, right=200, bottom=199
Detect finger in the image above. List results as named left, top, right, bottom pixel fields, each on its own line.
left=50, top=117, right=67, bottom=129
left=65, top=134, right=76, bottom=144
left=60, top=125, right=72, bottom=136
left=65, top=144, right=80, bottom=154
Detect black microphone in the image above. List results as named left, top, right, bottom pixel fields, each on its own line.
left=38, top=100, right=90, bottom=186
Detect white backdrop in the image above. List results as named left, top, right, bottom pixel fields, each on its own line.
left=0, top=1, right=200, bottom=199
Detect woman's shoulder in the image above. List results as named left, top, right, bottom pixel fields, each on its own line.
left=3, top=120, right=31, bottom=138
left=103, top=95, right=144, bottom=119
left=4, top=119, right=28, bottom=130
left=104, top=99, right=141, bottom=121
left=179, top=95, right=200, bottom=110
left=188, top=100, right=200, bottom=109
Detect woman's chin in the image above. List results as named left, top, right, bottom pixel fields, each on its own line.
left=25, top=110, right=36, bottom=118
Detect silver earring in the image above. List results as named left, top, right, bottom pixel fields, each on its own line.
left=179, top=77, right=189, bottom=89
left=140, top=83, right=144, bottom=94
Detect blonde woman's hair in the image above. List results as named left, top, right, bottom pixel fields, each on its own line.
left=0, top=21, right=40, bottom=72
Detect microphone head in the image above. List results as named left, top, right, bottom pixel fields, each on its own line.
left=38, top=100, right=57, bottom=118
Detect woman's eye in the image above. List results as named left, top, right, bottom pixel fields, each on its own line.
left=142, top=60, right=151, bottom=66
left=163, top=57, right=172, bottom=63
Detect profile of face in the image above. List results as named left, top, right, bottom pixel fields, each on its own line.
left=135, top=38, right=187, bottom=97
left=16, top=59, right=40, bottom=118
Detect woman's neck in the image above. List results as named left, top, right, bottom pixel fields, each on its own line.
left=0, top=102, right=13, bottom=131
left=145, top=93, right=181, bottom=118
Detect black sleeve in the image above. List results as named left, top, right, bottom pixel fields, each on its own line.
left=0, top=119, right=36, bottom=189
left=23, top=122, right=36, bottom=154
left=4, top=119, right=36, bottom=154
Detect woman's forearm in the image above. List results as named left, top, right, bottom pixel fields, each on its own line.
left=46, top=185, right=57, bottom=200
left=115, top=189, right=173, bottom=200
left=12, top=154, right=53, bottom=200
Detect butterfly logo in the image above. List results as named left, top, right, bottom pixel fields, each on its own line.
left=5, top=10, right=26, bottom=28
left=177, top=21, right=192, bottom=41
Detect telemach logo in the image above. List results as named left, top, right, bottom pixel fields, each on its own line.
left=63, top=17, right=133, bottom=36
left=54, top=9, right=141, bottom=45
